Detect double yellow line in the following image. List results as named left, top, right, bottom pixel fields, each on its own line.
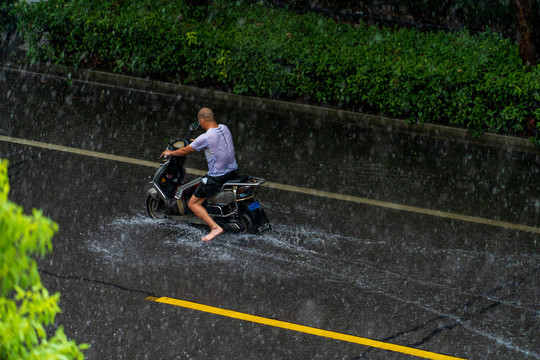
left=146, top=296, right=466, bottom=360
left=1, top=135, right=538, bottom=234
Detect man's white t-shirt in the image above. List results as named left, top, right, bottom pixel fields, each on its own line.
left=190, top=124, right=238, bottom=177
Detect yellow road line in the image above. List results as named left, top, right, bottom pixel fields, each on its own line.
left=146, top=296, right=466, bottom=360
left=1, top=135, right=538, bottom=234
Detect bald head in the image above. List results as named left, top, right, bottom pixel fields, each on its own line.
left=197, top=108, right=218, bottom=130
left=198, top=108, right=215, bottom=123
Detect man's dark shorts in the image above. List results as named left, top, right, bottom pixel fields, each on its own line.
left=193, top=170, right=239, bottom=199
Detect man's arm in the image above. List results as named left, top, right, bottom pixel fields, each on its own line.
left=161, top=144, right=197, bottom=158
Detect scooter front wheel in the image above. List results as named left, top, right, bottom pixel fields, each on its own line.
left=146, top=193, right=166, bottom=219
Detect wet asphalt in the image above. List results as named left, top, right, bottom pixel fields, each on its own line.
left=0, top=67, right=539, bottom=359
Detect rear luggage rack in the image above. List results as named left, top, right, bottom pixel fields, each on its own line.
left=221, top=176, right=266, bottom=191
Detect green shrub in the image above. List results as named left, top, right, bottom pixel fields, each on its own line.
left=1, top=0, right=17, bottom=35
left=15, top=0, right=540, bottom=143
left=0, top=159, right=87, bottom=359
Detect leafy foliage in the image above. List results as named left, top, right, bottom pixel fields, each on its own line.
left=0, top=0, right=17, bottom=34
left=0, top=159, right=87, bottom=359
left=14, top=0, right=540, bottom=142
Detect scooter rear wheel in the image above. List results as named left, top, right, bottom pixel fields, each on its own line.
left=146, top=194, right=166, bottom=219
left=238, top=213, right=255, bottom=234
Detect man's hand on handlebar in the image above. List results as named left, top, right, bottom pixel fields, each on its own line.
left=160, top=150, right=173, bottom=158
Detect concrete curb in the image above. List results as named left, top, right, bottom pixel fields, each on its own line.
left=2, top=60, right=538, bottom=153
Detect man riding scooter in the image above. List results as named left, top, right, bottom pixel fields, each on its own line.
left=161, top=107, right=239, bottom=241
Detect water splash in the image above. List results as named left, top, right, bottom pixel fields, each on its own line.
left=82, top=215, right=539, bottom=358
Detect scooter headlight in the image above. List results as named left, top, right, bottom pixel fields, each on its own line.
left=172, top=140, right=186, bottom=149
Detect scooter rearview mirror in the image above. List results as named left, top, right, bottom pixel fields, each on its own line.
left=189, top=120, right=200, bottom=132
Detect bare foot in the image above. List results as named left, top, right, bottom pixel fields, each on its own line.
left=202, top=226, right=223, bottom=242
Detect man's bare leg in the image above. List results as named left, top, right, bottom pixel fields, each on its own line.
left=188, top=196, right=223, bottom=241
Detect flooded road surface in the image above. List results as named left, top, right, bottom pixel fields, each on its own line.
left=1, top=67, right=539, bottom=359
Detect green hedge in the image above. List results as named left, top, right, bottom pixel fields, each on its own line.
left=1, top=0, right=17, bottom=35
left=15, top=0, right=540, bottom=142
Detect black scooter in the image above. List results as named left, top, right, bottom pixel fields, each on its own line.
left=146, top=121, right=271, bottom=234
